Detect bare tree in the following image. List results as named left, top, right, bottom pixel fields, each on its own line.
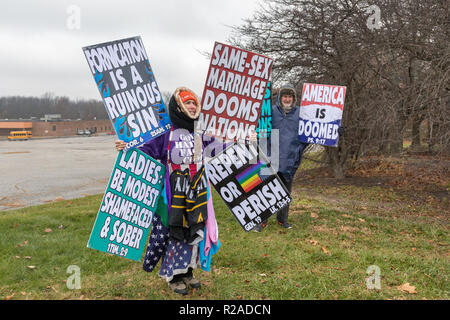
left=231, top=0, right=449, bottom=178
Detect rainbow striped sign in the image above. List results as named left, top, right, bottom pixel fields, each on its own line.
left=236, top=160, right=268, bottom=192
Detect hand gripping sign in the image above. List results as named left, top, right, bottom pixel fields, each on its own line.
left=206, top=142, right=292, bottom=232
left=83, top=36, right=171, bottom=151
left=87, top=149, right=165, bottom=261
left=196, top=42, right=273, bottom=142
left=298, top=83, right=347, bottom=147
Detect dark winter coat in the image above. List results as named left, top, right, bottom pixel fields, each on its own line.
left=268, top=84, right=308, bottom=182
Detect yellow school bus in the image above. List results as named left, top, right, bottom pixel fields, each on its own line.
left=8, top=131, right=33, bottom=140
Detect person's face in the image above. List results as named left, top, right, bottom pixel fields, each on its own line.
left=184, top=100, right=198, bottom=116
left=281, top=94, right=294, bottom=108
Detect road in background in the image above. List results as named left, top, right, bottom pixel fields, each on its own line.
left=0, top=135, right=117, bottom=211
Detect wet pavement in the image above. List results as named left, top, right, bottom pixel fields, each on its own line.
left=0, top=135, right=118, bottom=211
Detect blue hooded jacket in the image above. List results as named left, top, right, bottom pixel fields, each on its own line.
left=268, top=84, right=308, bottom=182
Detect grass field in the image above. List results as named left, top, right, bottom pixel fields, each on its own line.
left=1, top=154, right=448, bottom=300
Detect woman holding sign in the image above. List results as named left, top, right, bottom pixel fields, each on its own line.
left=116, top=87, right=221, bottom=295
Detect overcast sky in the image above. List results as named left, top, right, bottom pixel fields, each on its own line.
left=0, top=0, right=260, bottom=101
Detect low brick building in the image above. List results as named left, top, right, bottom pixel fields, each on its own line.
left=0, top=121, right=33, bottom=136
left=0, top=119, right=114, bottom=138
left=32, top=119, right=113, bottom=137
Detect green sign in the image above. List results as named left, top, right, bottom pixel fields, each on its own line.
left=87, top=149, right=165, bottom=261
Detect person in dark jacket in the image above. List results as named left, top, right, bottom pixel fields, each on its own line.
left=254, top=84, right=308, bottom=231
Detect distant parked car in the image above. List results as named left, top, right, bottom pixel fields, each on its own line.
left=77, top=129, right=92, bottom=136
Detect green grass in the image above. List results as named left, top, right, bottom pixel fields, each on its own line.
left=0, top=186, right=448, bottom=300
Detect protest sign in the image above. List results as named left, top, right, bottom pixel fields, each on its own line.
left=298, top=83, right=346, bottom=147
left=206, top=142, right=291, bottom=232
left=196, top=42, right=273, bottom=142
left=87, top=148, right=165, bottom=261
left=83, top=36, right=171, bottom=151
left=256, top=81, right=272, bottom=139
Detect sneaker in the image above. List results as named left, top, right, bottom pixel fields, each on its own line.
left=169, top=280, right=188, bottom=295
left=182, top=275, right=201, bottom=289
left=252, top=224, right=262, bottom=232
left=261, top=221, right=268, bottom=228
left=278, top=221, right=292, bottom=229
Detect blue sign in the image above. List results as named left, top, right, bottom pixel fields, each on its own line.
left=257, top=81, right=272, bottom=139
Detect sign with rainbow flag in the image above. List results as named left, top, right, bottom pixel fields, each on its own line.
left=206, top=142, right=292, bottom=232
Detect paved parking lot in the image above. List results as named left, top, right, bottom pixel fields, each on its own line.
left=0, top=135, right=117, bottom=211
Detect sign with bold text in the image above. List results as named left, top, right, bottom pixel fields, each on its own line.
left=206, top=142, right=291, bottom=232
left=83, top=36, right=171, bottom=151
left=196, top=42, right=273, bottom=142
left=87, top=149, right=165, bottom=261
left=256, top=81, right=272, bottom=139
